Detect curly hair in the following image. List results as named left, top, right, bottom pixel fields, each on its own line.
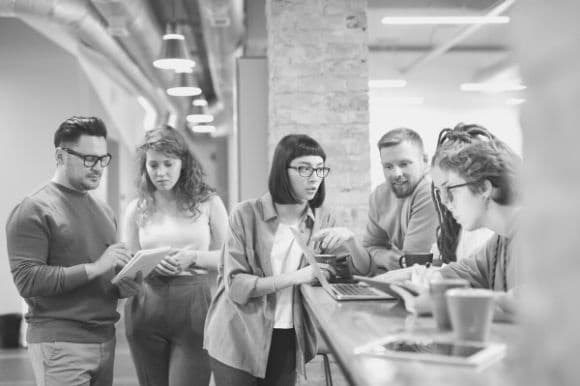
left=135, top=125, right=215, bottom=225
left=431, top=123, right=521, bottom=263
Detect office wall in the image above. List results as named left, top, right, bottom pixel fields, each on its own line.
left=0, top=19, right=128, bottom=313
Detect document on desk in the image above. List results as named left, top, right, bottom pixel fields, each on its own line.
left=111, top=246, right=171, bottom=284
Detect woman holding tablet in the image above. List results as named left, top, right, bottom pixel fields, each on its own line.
left=204, top=134, right=371, bottom=386
left=122, top=125, right=228, bottom=386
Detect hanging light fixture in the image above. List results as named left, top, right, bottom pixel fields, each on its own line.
left=189, top=123, right=216, bottom=134
left=166, top=67, right=202, bottom=97
left=153, top=23, right=196, bottom=71
left=186, top=103, right=214, bottom=124
left=192, top=96, right=208, bottom=107
left=153, top=0, right=195, bottom=71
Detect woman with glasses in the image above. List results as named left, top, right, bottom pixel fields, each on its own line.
left=380, top=123, right=522, bottom=321
left=122, top=125, right=228, bottom=386
left=204, top=134, right=371, bottom=386
left=429, top=123, right=522, bottom=321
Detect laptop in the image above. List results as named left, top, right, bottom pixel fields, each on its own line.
left=290, top=227, right=394, bottom=301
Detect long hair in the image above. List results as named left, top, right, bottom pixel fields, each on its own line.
left=268, top=134, right=327, bottom=209
left=136, top=125, right=214, bottom=224
left=431, top=123, right=521, bottom=263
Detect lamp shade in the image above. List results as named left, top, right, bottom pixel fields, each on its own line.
left=153, top=23, right=196, bottom=71
left=167, top=70, right=202, bottom=97
left=186, top=104, right=214, bottom=123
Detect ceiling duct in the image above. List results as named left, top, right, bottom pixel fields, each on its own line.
left=0, top=0, right=180, bottom=124
left=183, top=0, right=245, bottom=136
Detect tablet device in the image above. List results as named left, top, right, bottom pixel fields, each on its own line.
left=111, top=246, right=171, bottom=284
left=355, top=335, right=506, bottom=367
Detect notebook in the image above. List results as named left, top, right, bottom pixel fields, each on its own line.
left=290, top=227, right=394, bottom=301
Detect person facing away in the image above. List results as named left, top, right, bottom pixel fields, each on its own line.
left=121, top=125, right=228, bottom=386
left=204, top=134, right=371, bottom=386
left=5, top=116, right=139, bottom=386
left=429, top=123, right=522, bottom=321
left=363, top=128, right=438, bottom=273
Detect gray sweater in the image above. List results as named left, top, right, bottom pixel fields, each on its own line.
left=6, top=182, right=119, bottom=343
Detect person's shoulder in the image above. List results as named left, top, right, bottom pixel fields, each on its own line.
left=123, top=198, right=141, bottom=219
left=6, top=184, right=54, bottom=227
left=412, top=175, right=433, bottom=199
left=371, top=182, right=390, bottom=197
left=203, top=193, right=225, bottom=208
left=16, top=184, right=55, bottom=212
left=229, top=197, right=260, bottom=218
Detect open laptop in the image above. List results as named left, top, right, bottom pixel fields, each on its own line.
left=290, top=227, right=394, bottom=301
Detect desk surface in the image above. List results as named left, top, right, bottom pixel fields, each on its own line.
left=301, top=285, right=519, bottom=386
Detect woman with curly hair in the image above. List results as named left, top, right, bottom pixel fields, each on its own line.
left=122, top=125, right=228, bottom=386
left=429, top=123, right=522, bottom=321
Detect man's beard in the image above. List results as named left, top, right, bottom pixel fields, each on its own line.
left=391, top=180, right=413, bottom=198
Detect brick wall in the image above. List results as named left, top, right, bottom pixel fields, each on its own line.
left=266, top=0, right=370, bottom=233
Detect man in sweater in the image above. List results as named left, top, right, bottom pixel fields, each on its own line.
left=6, top=116, right=139, bottom=386
left=363, top=128, right=438, bottom=273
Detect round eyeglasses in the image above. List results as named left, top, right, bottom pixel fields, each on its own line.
left=61, top=147, right=112, bottom=168
left=433, top=181, right=479, bottom=203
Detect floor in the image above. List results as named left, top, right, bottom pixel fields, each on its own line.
left=0, top=325, right=349, bottom=386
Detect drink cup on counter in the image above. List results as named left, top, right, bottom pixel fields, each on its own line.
left=446, top=288, right=494, bottom=341
left=429, top=278, right=470, bottom=330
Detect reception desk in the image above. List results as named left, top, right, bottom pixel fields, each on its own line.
left=301, top=285, right=519, bottom=386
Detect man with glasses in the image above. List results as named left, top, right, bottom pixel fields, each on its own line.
left=363, top=128, right=438, bottom=272
left=6, top=116, right=140, bottom=386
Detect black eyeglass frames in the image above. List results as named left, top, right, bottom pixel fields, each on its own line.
left=60, top=147, right=112, bottom=168
left=288, top=165, right=331, bottom=178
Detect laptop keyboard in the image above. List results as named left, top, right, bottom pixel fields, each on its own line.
left=333, top=283, right=377, bottom=296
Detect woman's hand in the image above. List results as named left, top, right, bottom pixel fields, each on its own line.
left=154, top=248, right=196, bottom=276
left=311, top=227, right=355, bottom=252
left=294, top=263, right=335, bottom=285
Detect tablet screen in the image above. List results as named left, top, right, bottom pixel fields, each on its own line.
left=381, top=339, right=484, bottom=358
left=355, top=335, right=505, bottom=366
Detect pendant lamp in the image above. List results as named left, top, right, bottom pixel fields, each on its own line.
left=166, top=68, right=202, bottom=97
left=153, top=23, right=195, bottom=71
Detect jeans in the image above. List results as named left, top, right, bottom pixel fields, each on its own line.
left=28, top=337, right=115, bottom=386
left=125, top=274, right=211, bottom=386
left=210, top=329, right=297, bottom=386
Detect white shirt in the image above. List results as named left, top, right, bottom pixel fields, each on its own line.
left=270, top=223, right=303, bottom=328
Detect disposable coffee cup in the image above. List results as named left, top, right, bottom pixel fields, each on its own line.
left=446, top=288, right=494, bottom=341
left=429, top=278, right=470, bottom=331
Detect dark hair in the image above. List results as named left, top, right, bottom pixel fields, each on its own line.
left=377, top=127, right=424, bottom=153
left=136, top=125, right=215, bottom=224
left=431, top=123, right=521, bottom=263
left=268, top=134, right=326, bottom=209
left=54, top=116, right=107, bottom=147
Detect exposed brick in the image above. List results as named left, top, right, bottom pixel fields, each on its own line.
left=267, top=0, right=370, bottom=234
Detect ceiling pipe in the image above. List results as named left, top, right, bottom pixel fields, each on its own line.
left=401, top=0, right=516, bottom=75
left=190, top=0, right=245, bottom=136
left=0, top=0, right=179, bottom=123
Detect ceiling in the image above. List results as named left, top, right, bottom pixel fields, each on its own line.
left=0, top=0, right=520, bottom=136
left=367, top=0, right=521, bottom=107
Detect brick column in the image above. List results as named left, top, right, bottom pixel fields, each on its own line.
left=266, top=0, right=370, bottom=232
left=512, top=1, right=580, bottom=385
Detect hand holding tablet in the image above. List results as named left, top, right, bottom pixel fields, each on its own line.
left=111, top=246, right=171, bottom=284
